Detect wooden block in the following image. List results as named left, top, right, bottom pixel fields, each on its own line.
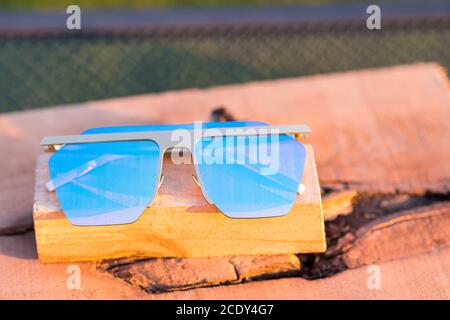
left=33, top=145, right=326, bottom=263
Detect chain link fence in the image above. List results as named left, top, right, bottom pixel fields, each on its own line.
left=0, top=15, right=448, bottom=112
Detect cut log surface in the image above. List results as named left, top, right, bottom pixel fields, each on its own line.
left=1, top=63, right=449, bottom=298
left=33, top=145, right=326, bottom=262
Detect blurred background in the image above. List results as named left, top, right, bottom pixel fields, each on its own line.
left=0, top=0, right=448, bottom=112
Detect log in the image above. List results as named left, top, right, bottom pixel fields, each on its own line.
left=33, top=145, right=326, bottom=263
left=98, top=254, right=301, bottom=293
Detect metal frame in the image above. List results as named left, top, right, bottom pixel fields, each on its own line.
left=41, top=124, right=310, bottom=148
left=42, top=124, right=311, bottom=209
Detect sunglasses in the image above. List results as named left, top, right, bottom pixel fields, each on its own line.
left=40, top=121, right=310, bottom=226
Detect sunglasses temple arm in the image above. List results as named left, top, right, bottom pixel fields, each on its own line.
left=46, top=154, right=128, bottom=192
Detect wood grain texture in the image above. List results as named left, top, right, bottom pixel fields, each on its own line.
left=33, top=145, right=326, bottom=263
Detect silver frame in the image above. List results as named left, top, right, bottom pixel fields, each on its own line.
left=41, top=124, right=311, bottom=210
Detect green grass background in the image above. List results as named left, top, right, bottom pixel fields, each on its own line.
left=1, top=28, right=447, bottom=112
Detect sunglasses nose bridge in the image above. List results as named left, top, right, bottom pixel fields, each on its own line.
left=158, top=147, right=214, bottom=205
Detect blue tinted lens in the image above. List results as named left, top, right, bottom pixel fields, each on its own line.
left=194, top=134, right=305, bottom=218
left=48, top=140, right=160, bottom=226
